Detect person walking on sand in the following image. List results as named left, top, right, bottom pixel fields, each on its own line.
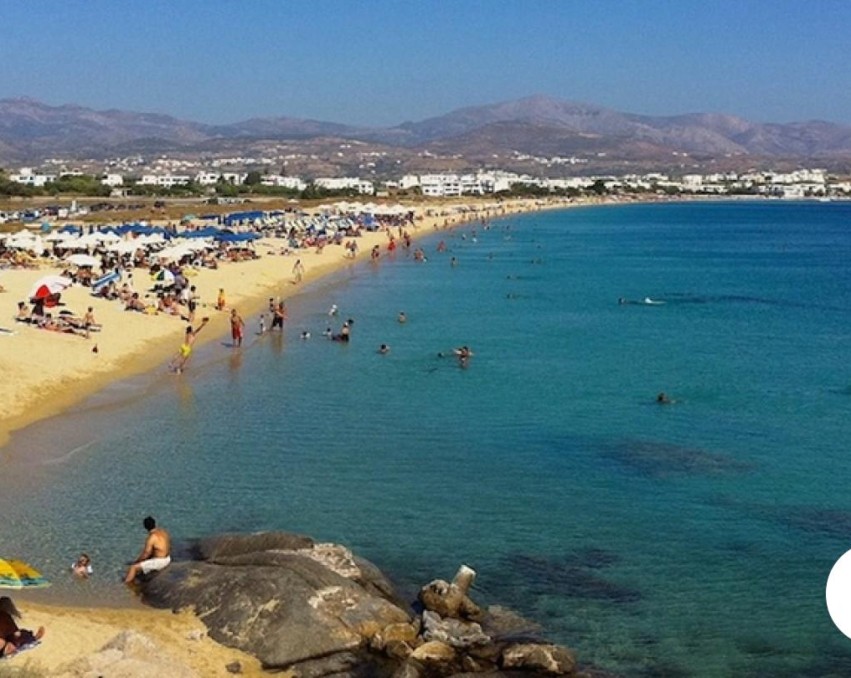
left=216, top=288, right=226, bottom=311
left=230, top=308, right=245, bottom=348
left=171, top=317, right=209, bottom=374
left=124, top=516, right=171, bottom=584
left=292, top=259, right=305, bottom=284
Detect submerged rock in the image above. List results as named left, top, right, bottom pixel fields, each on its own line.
left=601, top=439, right=754, bottom=478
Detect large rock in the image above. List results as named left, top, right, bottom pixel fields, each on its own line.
left=421, top=610, right=490, bottom=649
left=141, top=532, right=411, bottom=670
left=138, top=533, right=581, bottom=677
left=194, top=531, right=315, bottom=560
left=418, top=579, right=484, bottom=621
left=54, top=630, right=197, bottom=678
left=501, top=643, right=576, bottom=675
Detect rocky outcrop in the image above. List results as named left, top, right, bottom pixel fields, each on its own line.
left=54, top=630, right=197, bottom=678
left=140, top=531, right=577, bottom=677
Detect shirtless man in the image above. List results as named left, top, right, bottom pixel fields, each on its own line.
left=230, top=308, right=245, bottom=347
left=124, top=516, right=171, bottom=584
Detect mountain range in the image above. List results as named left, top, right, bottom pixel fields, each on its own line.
left=2, top=95, right=851, bottom=175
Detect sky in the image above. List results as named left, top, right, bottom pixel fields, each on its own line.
left=2, top=0, right=850, bottom=127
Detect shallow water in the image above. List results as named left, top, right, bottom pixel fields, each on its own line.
left=2, top=201, right=851, bottom=675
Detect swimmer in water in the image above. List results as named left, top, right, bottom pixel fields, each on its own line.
left=453, top=345, right=473, bottom=367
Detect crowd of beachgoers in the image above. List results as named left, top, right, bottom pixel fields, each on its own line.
left=0, top=203, right=420, bottom=337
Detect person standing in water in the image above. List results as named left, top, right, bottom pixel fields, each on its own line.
left=171, top=317, right=209, bottom=373
left=230, top=308, right=245, bottom=348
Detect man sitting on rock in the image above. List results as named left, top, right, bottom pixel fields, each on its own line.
left=124, top=516, right=171, bottom=584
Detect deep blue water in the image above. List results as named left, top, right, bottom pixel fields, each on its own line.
left=3, top=200, right=851, bottom=675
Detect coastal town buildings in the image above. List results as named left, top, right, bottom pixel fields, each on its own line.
left=4, top=159, right=848, bottom=200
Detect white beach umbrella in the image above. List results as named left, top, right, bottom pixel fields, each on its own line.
left=94, top=231, right=121, bottom=243
left=137, top=233, right=167, bottom=246
left=7, top=230, right=36, bottom=246
left=44, top=231, right=75, bottom=243
left=69, top=233, right=101, bottom=249
left=65, top=253, right=100, bottom=267
left=106, top=241, right=142, bottom=254
left=153, top=245, right=192, bottom=262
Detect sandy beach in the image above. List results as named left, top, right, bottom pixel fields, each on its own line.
left=0, top=196, right=572, bottom=675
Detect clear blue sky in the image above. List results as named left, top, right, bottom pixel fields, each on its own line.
left=2, top=0, right=850, bottom=126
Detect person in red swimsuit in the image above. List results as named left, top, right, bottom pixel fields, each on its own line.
left=230, top=308, right=245, bottom=348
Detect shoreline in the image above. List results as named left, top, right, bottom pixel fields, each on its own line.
left=0, top=197, right=573, bottom=450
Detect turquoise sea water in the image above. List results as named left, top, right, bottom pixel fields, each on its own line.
left=2, top=201, right=851, bottom=675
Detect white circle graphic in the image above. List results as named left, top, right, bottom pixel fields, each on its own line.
left=826, top=550, right=851, bottom=639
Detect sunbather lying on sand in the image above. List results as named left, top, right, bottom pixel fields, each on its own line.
left=0, top=596, right=45, bottom=658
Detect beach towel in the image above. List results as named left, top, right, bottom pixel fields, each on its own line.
left=0, top=640, right=41, bottom=660
left=91, top=270, right=120, bottom=294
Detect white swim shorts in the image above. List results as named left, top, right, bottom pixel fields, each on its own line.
left=139, top=556, right=171, bottom=574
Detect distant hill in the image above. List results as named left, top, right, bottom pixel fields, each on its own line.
left=1, top=95, right=850, bottom=172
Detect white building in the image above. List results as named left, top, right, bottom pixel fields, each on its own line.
left=261, top=175, right=307, bottom=191
left=10, top=168, right=57, bottom=187
left=398, top=174, right=420, bottom=190
left=138, top=174, right=191, bottom=188
left=195, top=172, right=221, bottom=186
left=420, top=174, right=462, bottom=197
left=101, top=173, right=124, bottom=187
left=314, top=177, right=374, bottom=195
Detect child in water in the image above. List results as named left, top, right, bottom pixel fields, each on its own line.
left=71, top=553, right=92, bottom=578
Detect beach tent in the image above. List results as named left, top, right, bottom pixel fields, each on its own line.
left=222, top=211, right=265, bottom=227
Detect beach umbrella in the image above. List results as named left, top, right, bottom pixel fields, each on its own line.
left=152, top=269, right=175, bottom=287
left=44, top=231, right=75, bottom=243
left=0, top=558, right=50, bottom=589
left=94, top=231, right=121, bottom=243
left=106, top=240, right=141, bottom=254
left=29, top=275, right=73, bottom=304
left=66, top=253, right=99, bottom=267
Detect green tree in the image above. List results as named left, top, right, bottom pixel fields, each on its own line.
left=243, top=171, right=263, bottom=186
